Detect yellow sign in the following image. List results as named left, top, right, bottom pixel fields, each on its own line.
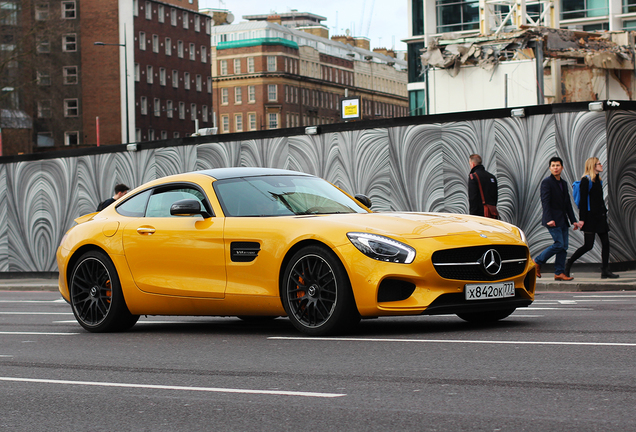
left=344, top=105, right=358, bottom=116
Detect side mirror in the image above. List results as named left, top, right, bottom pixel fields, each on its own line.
left=170, top=199, right=209, bottom=217
left=354, top=194, right=372, bottom=209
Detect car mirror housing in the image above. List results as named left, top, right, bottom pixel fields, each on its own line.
left=170, top=199, right=208, bottom=217
left=354, top=194, right=372, bottom=209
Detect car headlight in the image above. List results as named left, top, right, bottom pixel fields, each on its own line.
left=518, top=228, right=528, bottom=245
left=347, top=232, right=416, bottom=264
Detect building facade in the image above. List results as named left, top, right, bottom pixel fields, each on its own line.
left=210, top=19, right=408, bottom=134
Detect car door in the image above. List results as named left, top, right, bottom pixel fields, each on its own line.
left=121, top=184, right=226, bottom=298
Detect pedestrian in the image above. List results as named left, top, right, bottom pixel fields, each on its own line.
left=468, top=154, right=498, bottom=217
left=534, top=156, right=583, bottom=280
left=97, top=183, right=129, bottom=211
left=565, top=157, right=619, bottom=279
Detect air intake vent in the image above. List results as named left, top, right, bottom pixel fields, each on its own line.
left=230, top=242, right=260, bottom=262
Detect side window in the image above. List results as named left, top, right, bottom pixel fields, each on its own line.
left=145, top=187, right=209, bottom=217
left=116, top=190, right=151, bottom=217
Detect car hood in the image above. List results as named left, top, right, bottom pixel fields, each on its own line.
left=315, top=212, right=518, bottom=240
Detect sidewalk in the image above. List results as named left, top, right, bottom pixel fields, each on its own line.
left=1, top=270, right=635, bottom=293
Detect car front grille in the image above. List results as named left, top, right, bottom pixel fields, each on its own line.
left=432, top=245, right=528, bottom=281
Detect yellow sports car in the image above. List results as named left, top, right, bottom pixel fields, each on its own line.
left=56, top=168, right=536, bottom=335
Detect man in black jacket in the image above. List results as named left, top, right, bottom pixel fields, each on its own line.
left=97, top=183, right=129, bottom=211
left=534, top=157, right=582, bottom=280
left=468, top=154, right=497, bottom=216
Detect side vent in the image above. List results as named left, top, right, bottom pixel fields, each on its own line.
left=230, top=242, right=261, bottom=262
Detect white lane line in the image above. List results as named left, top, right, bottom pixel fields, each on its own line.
left=509, top=315, right=544, bottom=317
left=0, top=300, right=65, bottom=304
left=0, top=376, right=345, bottom=398
left=526, top=307, right=591, bottom=310
left=0, top=312, right=73, bottom=315
left=0, top=332, right=79, bottom=335
left=269, top=337, right=636, bottom=347
left=575, top=295, right=636, bottom=298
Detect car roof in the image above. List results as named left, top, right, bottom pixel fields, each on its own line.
left=196, top=167, right=313, bottom=181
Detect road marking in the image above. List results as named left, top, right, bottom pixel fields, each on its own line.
left=0, top=332, right=79, bottom=335
left=0, top=312, right=73, bottom=315
left=269, top=337, right=636, bottom=347
left=527, top=307, right=591, bottom=310
left=0, top=300, right=65, bottom=303
left=0, top=376, right=345, bottom=398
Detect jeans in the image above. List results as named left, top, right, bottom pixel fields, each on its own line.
left=534, top=225, right=570, bottom=275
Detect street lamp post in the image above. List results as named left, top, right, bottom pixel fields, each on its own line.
left=95, top=26, right=130, bottom=144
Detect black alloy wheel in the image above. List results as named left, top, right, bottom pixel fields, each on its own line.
left=282, top=245, right=360, bottom=335
left=69, top=250, right=139, bottom=332
left=456, top=308, right=516, bottom=324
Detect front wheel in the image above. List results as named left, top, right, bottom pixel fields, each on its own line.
left=456, top=308, right=516, bottom=324
left=281, top=245, right=360, bottom=335
left=69, top=250, right=139, bottom=332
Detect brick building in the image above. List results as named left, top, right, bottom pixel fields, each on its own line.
left=209, top=18, right=408, bottom=133
left=0, top=0, right=214, bottom=156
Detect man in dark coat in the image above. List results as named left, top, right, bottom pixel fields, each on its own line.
left=468, top=154, right=498, bottom=216
left=534, top=157, right=582, bottom=280
left=97, top=183, right=129, bottom=211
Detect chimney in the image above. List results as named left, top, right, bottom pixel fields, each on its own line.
left=354, top=37, right=370, bottom=51
left=298, top=26, right=329, bottom=39
left=331, top=35, right=355, bottom=47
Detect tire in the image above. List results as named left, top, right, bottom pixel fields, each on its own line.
left=69, top=250, right=139, bottom=332
left=456, top=308, right=516, bottom=324
left=281, top=245, right=360, bottom=336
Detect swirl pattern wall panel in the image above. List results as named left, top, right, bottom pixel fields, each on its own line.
left=0, top=164, right=7, bottom=271
left=607, top=110, right=636, bottom=261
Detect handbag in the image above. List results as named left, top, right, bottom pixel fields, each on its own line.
left=471, top=173, right=499, bottom=219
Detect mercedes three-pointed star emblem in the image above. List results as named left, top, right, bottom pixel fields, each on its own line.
left=480, top=249, right=503, bottom=275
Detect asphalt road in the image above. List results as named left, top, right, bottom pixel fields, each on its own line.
left=1, top=289, right=636, bottom=431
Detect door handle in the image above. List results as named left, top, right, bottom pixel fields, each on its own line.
left=136, top=227, right=156, bottom=235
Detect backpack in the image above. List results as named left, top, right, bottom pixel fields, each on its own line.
left=572, top=175, right=594, bottom=211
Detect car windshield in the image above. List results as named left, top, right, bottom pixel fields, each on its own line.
left=213, top=175, right=368, bottom=217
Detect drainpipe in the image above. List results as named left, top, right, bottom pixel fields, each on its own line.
left=535, top=39, right=544, bottom=105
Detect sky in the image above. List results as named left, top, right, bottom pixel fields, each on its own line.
left=199, top=0, right=409, bottom=51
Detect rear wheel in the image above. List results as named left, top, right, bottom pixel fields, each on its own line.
left=282, top=245, right=360, bottom=335
left=69, top=250, right=139, bottom=332
left=456, top=308, right=515, bottom=324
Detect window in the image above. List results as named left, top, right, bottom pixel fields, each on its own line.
left=62, top=1, right=76, bottom=19
left=268, top=84, right=277, bottom=101
left=148, top=129, right=155, bottom=141
left=268, top=113, right=279, bottom=129
left=37, top=39, right=50, bottom=53
left=154, top=98, right=160, bottom=116
left=172, top=70, right=178, bottom=88
left=170, top=8, right=177, bottom=25
left=38, top=100, right=52, bottom=118
left=201, top=46, right=207, bottom=63
left=146, top=65, right=153, bottom=84
left=196, top=74, right=202, bottom=92
left=35, top=3, right=49, bottom=20
left=206, top=18, right=211, bottom=34
left=64, top=99, right=79, bottom=117
left=139, top=32, right=146, bottom=50
left=220, top=60, right=227, bottom=75
left=161, top=130, right=167, bottom=139
left=221, top=115, right=229, bottom=133
left=202, top=105, right=208, bottom=122
left=133, top=0, right=138, bottom=16
left=145, top=187, right=208, bottom=218
left=247, top=57, right=255, bottom=73
left=248, top=113, right=256, bottom=130
left=145, top=1, right=152, bottom=19
left=194, top=15, right=200, bottom=32
left=134, top=63, right=140, bottom=81
left=159, top=68, right=166, bottom=86
left=165, top=37, right=171, bottom=55
left=207, top=77, right=212, bottom=93
left=234, top=59, right=241, bottom=74
left=183, top=11, right=189, bottom=29
left=235, top=114, right=243, bottom=132
left=64, top=131, right=79, bottom=145
left=248, top=85, right=255, bottom=102
left=191, top=103, right=197, bottom=121
left=63, top=66, right=78, bottom=84
left=189, top=43, right=195, bottom=61
left=267, top=56, right=276, bottom=71
left=178, top=102, right=185, bottom=119
left=37, top=71, right=51, bottom=86
left=436, top=0, right=480, bottom=32
left=183, top=72, right=190, bottom=90
left=37, top=132, right=54, bottom=147
left=140, top=96, right=147, bottom=115
left=235, top=87, right=242, bottom=103
left=152, top=34, right=159, bottom=52
left=158, top=4, right=164, bottom=22
left=177, top=40, right=183, bottom=58
left=173, top=132, right=180, bottom=138
left=63, top=34, right=77, bottom=52
left=221, top=88, right=228, bottom=104
left=166, top=100, right=173, bottom=118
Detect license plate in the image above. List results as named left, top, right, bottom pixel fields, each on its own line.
left=465, top=282, right=515, bottom=300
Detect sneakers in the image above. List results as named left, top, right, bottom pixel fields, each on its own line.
left=554, top=273, right=574, bottom=281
